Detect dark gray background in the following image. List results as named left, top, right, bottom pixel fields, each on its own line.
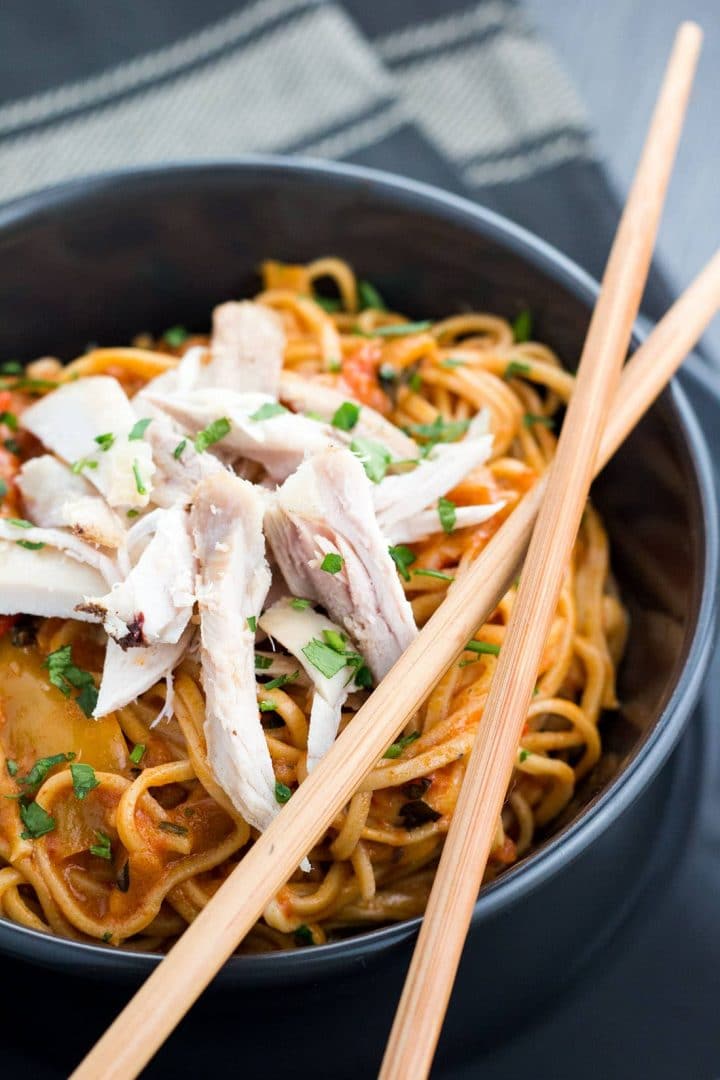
left=528, top=0, right=720, bottom=358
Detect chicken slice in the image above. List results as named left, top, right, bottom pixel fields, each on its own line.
left=94, top=628, right=193, bottom=717
left=0, top=519, right=120, bottom=584
left=20, top=377, right=155, bottom=509
left=259, top=599, right=362, bottom=771
left=192, top=472, right=276, bottom=832
left=278, top=371, right=418, bottom=460
left=17, top=455, right=126, bottom=549
left=265, top=447, right=417, bottom=681
left=141, top=411, right=225, bottom=509
left=144, top=387, right=335, bottom=482
left=78, top=505, right=195, bottom=647
left=0, top=541, right=108, bottom=621
left=209, top=301, right=285, bottom=395
left=383, top=502, right=506, bottom=544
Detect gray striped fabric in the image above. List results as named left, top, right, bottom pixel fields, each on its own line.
left=0, top=0, right=592, bottom=204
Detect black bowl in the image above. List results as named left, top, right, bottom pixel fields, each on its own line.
left=0, top=159, right=716, bottom=1076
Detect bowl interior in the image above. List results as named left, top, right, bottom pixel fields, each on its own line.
left=0, top=161, right=710, bottom=977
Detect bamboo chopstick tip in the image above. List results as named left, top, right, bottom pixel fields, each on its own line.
left=677, top=21, right=703, bottom=52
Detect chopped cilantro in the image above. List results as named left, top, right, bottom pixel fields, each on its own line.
left=158, top=821, right=189, bottom=836
left=438, top=497, right=456, bottom=534
left=173, top=440, right=187, bottom=460
left=43, top=645, right=98, bottom=717
left=383, top=731, right=420, bottom=759
left=313, top=294, right=342, bottom=313
left=512, top=309, right=533, bottom=343
left=132, top=459, right=147, bottom=496
left=126, top=509, right=139, bottom=519
left=129, top=418, right=152, bottom=441
left=71, top=456, right=99, bottom=474
left=294, top=923, right=315, bottom=946
left=320, top=553, right=344, bottom=574
left=327, top=358, right=342, bottom=374
left=129, top=744, right=146, bottom=766
left=0, top=361, right=23, bottom=375
left=249, top=403, right=287, bottom=422
left=259, top=700, right=277, bottom=712
left=301, top=639, right=348, bottom=679
left=275, top=781, right=292, bottom=804
left=16, top=540, right=45, bottom=550
left=6, top=759, right=18, bottom=777
left=19, top=752, right=75, bottom=791
left=89, top=830, right=112, bottom=860
left=290, top=598, right=312, bottom=611
left=322, top=629, right=347, bottom=653
left=19, top=800, right=56, bottom=840
left=263, top=672, right=299, bottom=692
left=4, top=437, right=20, bottom=455
left=371, top=321, right=432, bottom=337
left=519, top=749, right=532, bottom=763
left=0, top=479, right=7, bottom=500
left=194, top=417, right=231, bottom=452
left=0, top=410, right=18, bottom=430
left=350, top=436, right=392, bottom=483
left=358, top=280, right=387, bottom=310
left=102, top=931, right=113, bottom=943
left=6, top=518, right=33, bottom=529
left=247, top=616, right=257, bottom=632
left=413, top=568, right=454, bottom=582
left=465, top=640, right=500, bottom=657
left=254, top=654, right=273, bottom=670
left=331, top=401, right=360, bottom=431
left=504, top=359, right=531, bottom=380
left=523, top=413, right=555, bottom=429
left=94, top=432, right=115, bottom=451
left=405, top=415, right=470, bottom=448
left=389, top=545, right=416, bottom=581
left=71, top=762, right=99, bottom=800
left=163, top=325, right=189, bottom=347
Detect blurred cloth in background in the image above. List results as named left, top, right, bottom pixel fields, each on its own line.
left=0, top=0, right=673, bottom=316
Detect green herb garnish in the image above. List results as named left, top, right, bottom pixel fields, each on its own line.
left=388, top=545, right=416, bottom=581
left=194, top=417, right=231, bottom=452
left=350, top=437, right=392, bottom=483
left=512, top=309, right=533, bottom=343
left=369, top=321, right=432, bottom=337
left=0, top=479, right=7, bottom=500
left=383, top=731, right=420, bottom=759
left=523, top=413, right=555, bottom=430
left=173, top=440, right=187, bottom=460
left=255, top=655, right=273, bottom=670
left=290, top=598, right=312, bottom=611
left=313, top=294, right=342, bottom=313
left=441, top=358, right=465, bottom=369
left=19, top=800, right=56, bottom=840
left=519, top=749, right=531, bottom=763
left=126, top=509, right=139, bottom=519
left=94, top=432, right=115, bottom=452
left=0, top=361, right=23, bottom=375
left=0, top=410, right=18, bottom=430
left=263, top=672, right=300, bottom=692
left=6, top=759, right=18, bottom=777
left=163, top=325, right=189, bottom=348
left=275, top=781, right=292, bottom=804
left=132, top=459, right=146, bottom=496
left=465, top=640, right=500, bottom=657
left=358, top=280, right=387, bottom=310
left=71, top=762, right=99, bottom=800
left=247, top=616, right=257, bottom=632
left=43, top=645, right=98, bottom=717
left=405, top=415, right=470, bottom=448
left=7, top=518, right=33, bottom=529
left=331, top=401, right=360, bottom=431
left=129, top=744, right=146, bottom=766
left=249, top=403, right=287, bottom=422
left=158, top=821, right=189, bottom=836
left=413, top=568, right=454, bottom=582
left=301, top=639, right=348, bottom=679
left=129, top=418, right=152, bottom=441
left=320, top=553, right=344, bottom=574
left=19, top=752, right=75, bottom=791
left=71, top=456, right=99, bottom=474
left=438, top=497, right=456, bottom=534
left=322, top=629, right=347, bottom=653
left=504, top=360, right=531, bottom=380
left=408, top=371, right=423, bottom=393
left=89, top=830, right=112, bottom=860
left=16, top=540, right=45, bottom=550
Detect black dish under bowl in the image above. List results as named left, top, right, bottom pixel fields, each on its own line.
left=0, top=159, right=716, bottom=1077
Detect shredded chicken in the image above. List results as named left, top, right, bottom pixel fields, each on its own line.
left=0, top=541, right=109, bottom=621
left=278, top=371, right=418, bottom=459
left=259, top=599, right=358, bottom=771
left=265, top=447, right=417, bottom=680
left=17, top=455, right=126, bottom=549
left=0, top=519, right=120, bottom=585
left=77, top=506, right=195, bottom=647
left=143, top=387, right=335, bottom=482
left=94, top=628, right=194, bottom=717
left=140, top=411, right=225, bottom=509
left=191, top=472, right=276, bottom=831
left=209, top=301, right=285, bottom=395
left=20, top=377, right=155, bottom=509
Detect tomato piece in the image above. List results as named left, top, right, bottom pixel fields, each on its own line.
left=341, top=342, right=391, bottom=414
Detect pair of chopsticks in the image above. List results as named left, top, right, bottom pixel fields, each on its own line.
left=73, top=22, right=716, bottom=1080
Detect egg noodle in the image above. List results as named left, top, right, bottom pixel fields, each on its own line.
left=0, top=258, right=628, bottom=952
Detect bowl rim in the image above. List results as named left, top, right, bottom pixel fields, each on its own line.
left=0, top=154, right=717, bottom=981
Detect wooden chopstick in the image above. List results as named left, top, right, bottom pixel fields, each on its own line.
left=379, top=22, right=703, bottom=1080
left=72, top=26, right=706, bottom=1080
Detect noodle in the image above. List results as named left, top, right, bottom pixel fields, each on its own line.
left=0, top=258, right=629, bottom=952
